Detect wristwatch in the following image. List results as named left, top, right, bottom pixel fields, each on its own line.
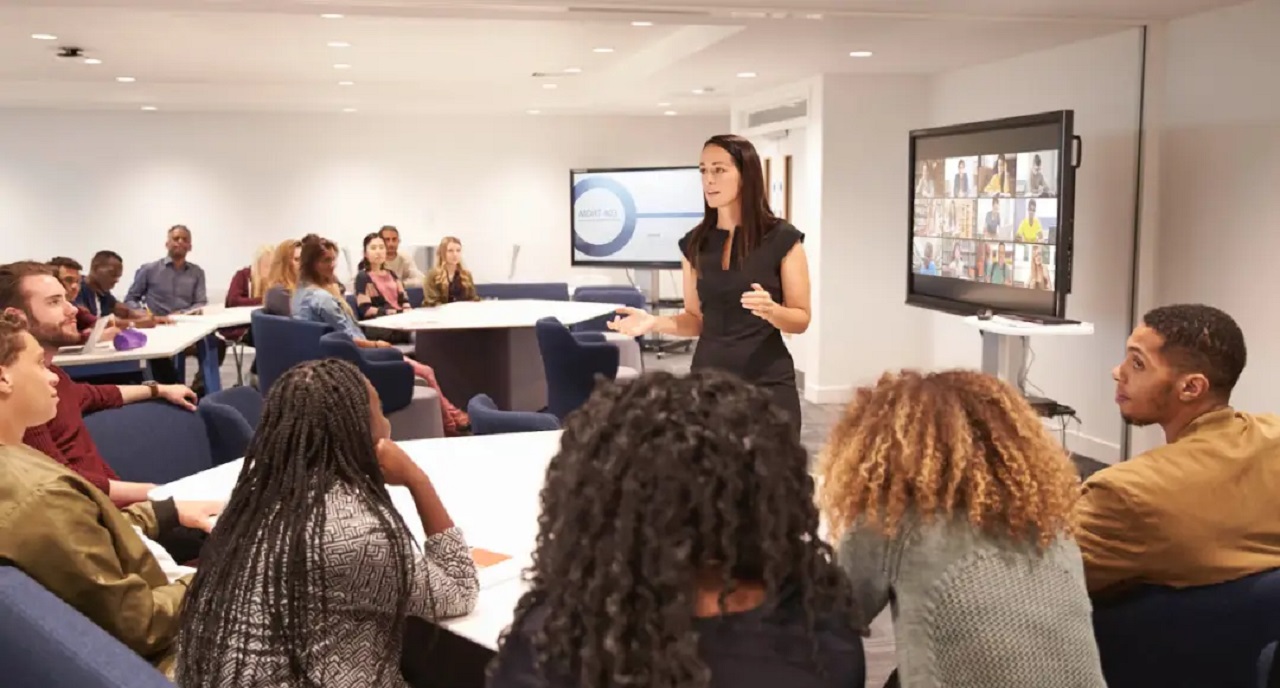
left=143, top=381, right=160, bottom=399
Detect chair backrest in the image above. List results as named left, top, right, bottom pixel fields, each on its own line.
left=250, top=310, right=333, bottom=394
left=83, top=402, right=214, bottom=484
left=467, top=394, right=560, bottom=435
left=1093, top=567, right=1280, bottom=688
left=476, top=282, right=570, bottom=301
left=318, top=332, right=414, bottom=414
left=534, top=317, right=619, bottom=420
left=0, top=567, right=176, bottom=688
left=405, top=285, right=425, bottom=308
left=572, top=286, right=646, bottom=333
left=197, top=386, right=262, bottom=466
left=345, top=294, right=360, bottom=317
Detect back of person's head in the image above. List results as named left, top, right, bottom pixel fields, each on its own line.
left=297, top=233, right=337, bottom=286
left=496, top=370, right=850, bottom=688
left=177, top=358, right=420, bottom=687
left=819, top=370, right=1079, bottom=549
left=265, top=239, right=301, bottom=292
left=1141, top=304, right=1246, bottom=403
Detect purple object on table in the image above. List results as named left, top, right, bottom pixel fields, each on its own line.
left=113, top=328, right=148, bottom=351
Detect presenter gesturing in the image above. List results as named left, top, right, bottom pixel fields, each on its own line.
left=609, top=134, right=811, bottom=429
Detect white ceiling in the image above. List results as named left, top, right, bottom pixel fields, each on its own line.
left=0, top=0, right=1247, bottom=115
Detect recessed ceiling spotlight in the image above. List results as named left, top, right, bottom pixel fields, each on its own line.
left=631, top=21, right=653, bottom=27
left=849, top=50, right=874, bottom=58
left=527, top=109, right=541, bottom=115
left=333, top=63, right=351, bottom=69
left=592, top=47, right=614, bottom=53
left=320, top=13, right=344, bottom=19
left=664, top=110, right=678, bottom=116
left=338, top=80, right=355, bottom=86
left=83, top=58, right=102, bottom=65
left=657, top=102, right=671, bottom=107
left=563, top=67, right=582, bottom=74
left=543, top=83, right=558, bottom=90
left=116, top=76, right=136, bottom=83
left=140, top=106, right=157, bottom=111
left=737, top=71, right=757, bottom=78
left=31, top=33, right=57, bottom=41
left=327, top=41, right=350, bottom=48
left=805, top=13, right=824, bottom=20
left=342, top=107, right=357, bottom=113
left=692, top=88, right=707, bottom=95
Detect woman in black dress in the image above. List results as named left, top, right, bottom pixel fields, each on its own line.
left=608, top=134, right=812, bottom=429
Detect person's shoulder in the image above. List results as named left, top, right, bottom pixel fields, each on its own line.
left=0, top=446, right=94, bottom=513
left=765, top=220, right=805, bottom=258
left=678, top=227, right=699, bottom=255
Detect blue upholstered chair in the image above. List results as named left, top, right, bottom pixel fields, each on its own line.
left=467, top=394, right=559, bottom=435
left=250, top=311, right=332, bottom=394
left=535, top=317, right=638, bottom=421
left=0, top=567, right=176, bottom=688
left=197, top=386, right=264, bottom=465
left=405, top=286, right=425, bottom=308
left=475, top=282, right=570, bottom=301
left=319, top=332, right=444, bottom=440
left=1093, top=567, right=1280, bottom=688
left=83, top=401, right=213, bottom=484
left=572, top=285, right=646, bottom=371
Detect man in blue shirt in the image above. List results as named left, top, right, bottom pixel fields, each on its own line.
left=125, top=226, right=207, bottom=316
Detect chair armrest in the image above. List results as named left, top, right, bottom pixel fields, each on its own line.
left=360, top=347, right=404, bottom=362
left=578, top=340, right=620, bottom=379
left=572, top=332, right=607, bottom=345
left=362, top=358, right=414, bottom=414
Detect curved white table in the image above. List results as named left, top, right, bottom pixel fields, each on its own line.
left=151, top=431, right=558, bottom=651
left=364, top=300, right=620, bottom=412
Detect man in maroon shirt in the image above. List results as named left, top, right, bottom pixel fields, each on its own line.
left=0, top=261, right=221, bottom=525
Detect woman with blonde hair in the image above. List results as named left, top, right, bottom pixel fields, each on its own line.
left=424, top=236, right=479, bottom=307
left=818, top=370, right=1105, bottom=688
left=262, top=239, right=302, bottom=316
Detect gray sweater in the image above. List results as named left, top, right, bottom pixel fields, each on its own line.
left=837, top=513, right=1106, bottom=688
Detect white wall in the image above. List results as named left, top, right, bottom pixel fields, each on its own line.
left=0, top=111, right=723, bottom=299
left=1157, top=0, right=1280, bottom=418
left=926, top=29, right=1145, bottom=462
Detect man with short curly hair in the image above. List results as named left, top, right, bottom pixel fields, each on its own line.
left=1074, top=304, right=1280, bottom=595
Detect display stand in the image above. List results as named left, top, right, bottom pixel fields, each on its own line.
left=962, top=316, right=1094, bottom=396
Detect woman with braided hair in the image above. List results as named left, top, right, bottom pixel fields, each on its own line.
left=176, top=359, right=478, bottom=688
left=488, top=369, right=865, bottom=688
left=818, top=370, right=1105, bottom=688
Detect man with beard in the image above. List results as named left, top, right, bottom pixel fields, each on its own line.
left=1073, top=304, right=1280, bottom=597
left=0, top=262, right=221, bottom=550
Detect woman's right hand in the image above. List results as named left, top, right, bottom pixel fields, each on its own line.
left=375, top=438, right=425, bottom=486
left=607, top=307, right=657, bottom=337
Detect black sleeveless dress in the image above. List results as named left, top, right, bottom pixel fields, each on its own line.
left=678, top=221, right=804, bottom=430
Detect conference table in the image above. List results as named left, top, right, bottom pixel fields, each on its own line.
left=364, top=299, right=620, bottom=412
left=152, top=430, right=559, bottom=683
left=52, top=320, right=224, bottom=392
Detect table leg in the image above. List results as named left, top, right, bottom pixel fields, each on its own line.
left=197, top=335, right=223, bottom=394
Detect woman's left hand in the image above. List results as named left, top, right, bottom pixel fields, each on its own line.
left=740, top=283, right=777, bottom=320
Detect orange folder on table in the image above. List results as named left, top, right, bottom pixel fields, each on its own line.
left=471, top=548, right=512, bottom=569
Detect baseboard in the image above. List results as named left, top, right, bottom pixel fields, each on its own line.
left=1041, top=420, right=1121, bottom=465
left=804, top=383, right=854, bottom=406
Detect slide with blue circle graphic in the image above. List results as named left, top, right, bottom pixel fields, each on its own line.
left=571, top=167, right=704, bottom=268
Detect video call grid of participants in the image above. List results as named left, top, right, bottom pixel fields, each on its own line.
left=912, top=149, right=1059, bottom=291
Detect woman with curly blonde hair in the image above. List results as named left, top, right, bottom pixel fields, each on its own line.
left=818, top=370, right=1105, bottom=688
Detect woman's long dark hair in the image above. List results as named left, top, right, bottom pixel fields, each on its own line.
left=357, top=232, right=383, bottom=273
left=491, top=370, right=852, bottom=688
left=176, top=359, right=422, bottom=688
left=298, top=233, right=337, bottom=287
left=683, top=134, right=778, bottom=268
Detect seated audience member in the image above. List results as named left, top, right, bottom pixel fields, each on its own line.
left=489, top=370, right=866, bottom=688
left=1074, top=304, right=1280, bottom=596
left=0, top=313, right=214, bottom=678
left=819, top=370, right=1105, bottom=687
left=262, top=238, right=302, bottom=316
left=424, top=235, right=480, bottom=307
left=176, top=358, right=478, bottom=688
left=354, top=232, right=412, bottom=344
left=379, top=225, right=426, bottom=287
left=48, top=256, right=120, bottom=343
left=293, top=235, right=469, bottom=435
left=77, top=250, right=164, bottom=326
left=223, top=244, right=274, bottom=376
left=0, top=262, right=219, bottom=530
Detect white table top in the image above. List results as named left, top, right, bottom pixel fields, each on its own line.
left=152, top=430, right=561, bottom=650
left=963, top=315, right=1095, bottom=337
left=169, top=306, right=259, bottom=329
left=53, top=321, right=218, bottom=368
left=363, top=299, right=619, bottom=332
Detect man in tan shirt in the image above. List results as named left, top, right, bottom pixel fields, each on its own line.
left=379, top=225, right=426, bottom=287
left=1075, top=304, right=1280, bottom=597
left=0, top=312, right=203, bottom=677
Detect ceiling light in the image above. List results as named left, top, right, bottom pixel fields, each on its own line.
left=737, top=71, right=757, bottom=78
left=592, top=47, right=614, bottom=53
left=692, top=88, right=706, bottom=95
left=664, top=110, right=678, bottom=116
left=805, top=13, right=824, bottom=20
left=31, top=33, right=57, bottom=41
left=563, top=67, right=582, bottom=74
left=631, top=21, right=653, bottom=27
left=320, top=13, right=344, bottom=19
left=333, top=63, right=351, bottom=69
left=83, top=58, right=102, bottom=65
left=527, top=109, right=541, bottom=115
left=116, top=76, right=136, bottom=83
left=543, top=83, right=558, bottom=90
left=657, top=102, right=671, bottom=107
left=342, top=108, right=357, bottom=113
left=338, top=80, right=355, bottom=86
left=327, top=41, right=350, bottom=48
left=849, top=50, right=874, bottom=58
left=140, top=106, right=157, bottom=111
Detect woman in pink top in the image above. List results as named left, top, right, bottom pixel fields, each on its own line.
left=355, top=234, right=413, bottom=345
